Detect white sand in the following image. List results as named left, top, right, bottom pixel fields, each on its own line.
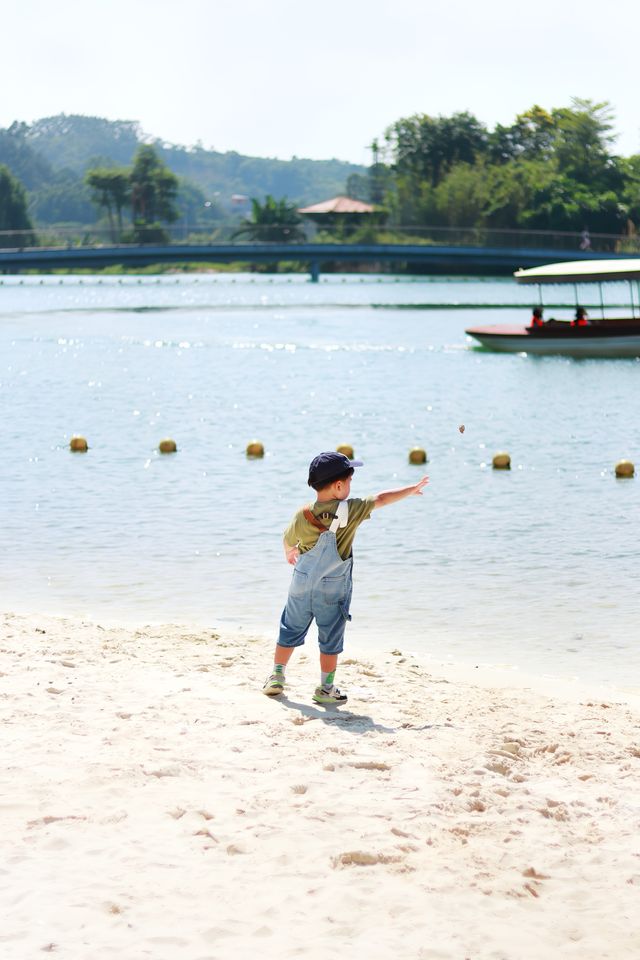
left=1, top=611, right=639, bottom=959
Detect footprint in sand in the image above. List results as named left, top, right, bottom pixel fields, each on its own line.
left=332, top=850, right=404, bottom=868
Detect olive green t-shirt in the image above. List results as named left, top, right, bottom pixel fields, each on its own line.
left=284, top=496, right=376, bottom=560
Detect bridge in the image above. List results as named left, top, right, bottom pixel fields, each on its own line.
left=0, top=240, right=637, bottom=281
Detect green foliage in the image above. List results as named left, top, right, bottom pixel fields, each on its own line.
left=1, top=115, right=366, bottom=230
left=25, top=115, right=142, bottom=173
left=85, top=168, right=130, bottom=240
left=83, top=146, right=181, bottom=242
left=130, top=145, right=179, bottom=239
left=233, top=195, right=305, bottom=242
left=386, top=111, right=488, bottom=187
left=28, top=173, right=95, bottom=226
left=0, top=164, right=34, bottom=245
left=380, top=98, right=633, bottom=237
left=0, top=122, right=55, bottom=190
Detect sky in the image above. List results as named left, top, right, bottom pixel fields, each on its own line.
left=3, top=0, right=640, bottom=166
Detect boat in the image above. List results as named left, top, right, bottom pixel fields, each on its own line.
left=465, top=259, right=640, bottom=357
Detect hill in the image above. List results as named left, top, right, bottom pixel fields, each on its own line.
left=0, top=115, right=366, bottom=227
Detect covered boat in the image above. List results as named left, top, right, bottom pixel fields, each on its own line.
left=466, top=259, right=640, bottom=357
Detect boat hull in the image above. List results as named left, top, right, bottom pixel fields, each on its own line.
left=466, top=323, right=640, bottom=358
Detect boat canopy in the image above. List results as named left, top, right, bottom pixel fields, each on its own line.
left=514, top=259, right=640, bottom=284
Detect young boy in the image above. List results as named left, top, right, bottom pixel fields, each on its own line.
left=263, top=451, right=429, bottom=704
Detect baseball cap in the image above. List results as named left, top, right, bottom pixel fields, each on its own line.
left=308, top=451, right=364, bottom=487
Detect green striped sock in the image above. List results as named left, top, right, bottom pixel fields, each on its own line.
left=321, top=670, right=335, bottom=690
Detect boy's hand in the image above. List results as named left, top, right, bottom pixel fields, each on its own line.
left=374, top=475, right=430, bottom=509
left=411, top=476, right=429, bottom=495
left=285, top=544, right=300, bottom=565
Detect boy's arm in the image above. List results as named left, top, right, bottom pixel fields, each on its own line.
left=284, top=538, right=300, bottom=565
left=373, top=475, right=429, bottom=509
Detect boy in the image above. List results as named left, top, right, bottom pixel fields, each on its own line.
left=263, top=451, right=429, bottom=704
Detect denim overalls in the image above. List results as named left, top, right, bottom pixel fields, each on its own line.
left=278, top=500, right=352, bottom=655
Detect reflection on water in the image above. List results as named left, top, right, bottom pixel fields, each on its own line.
left=0, top=274, right=638, bottom=688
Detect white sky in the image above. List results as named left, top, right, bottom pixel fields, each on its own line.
left=3, top=0, right=640, bottom=165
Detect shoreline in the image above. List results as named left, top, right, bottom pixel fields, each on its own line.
left=2, top=610, right=639, bottom=958
left=5, top=600, right=640, bottom=708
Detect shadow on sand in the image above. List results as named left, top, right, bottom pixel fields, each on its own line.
left=273, top=694, right=397, bottom=735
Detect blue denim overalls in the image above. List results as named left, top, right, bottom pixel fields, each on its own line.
left=278, top=500, right=352, bottom=655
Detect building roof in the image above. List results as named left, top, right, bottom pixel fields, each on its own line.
left=298, top=196, right=375, bottom=215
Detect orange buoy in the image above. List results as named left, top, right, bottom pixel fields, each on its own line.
left=492, top=452, right=511, bottom=470
left=158, top=438, right=177, bottom=454
left=246, top=441, right=265, bottom=458
left=69, top=436, right=88, bottom=452
left=409, top=447, right=427, bottom=464
left=615, top=459, right=634, bottom=478
left=336, top=444, right=354, bottom=458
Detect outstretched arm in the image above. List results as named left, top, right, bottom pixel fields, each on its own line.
left=373, top=475, right=429, bottom=509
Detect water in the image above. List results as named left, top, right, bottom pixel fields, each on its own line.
left=1, top=273, right=638, bottom=690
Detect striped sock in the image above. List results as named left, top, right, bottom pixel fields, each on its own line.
left=321, top=670, right=335, bottom=690
left=274, top=663, right=285, bottom=676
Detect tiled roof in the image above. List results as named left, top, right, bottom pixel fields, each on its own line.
left=298, top=196, right=375, bottom=214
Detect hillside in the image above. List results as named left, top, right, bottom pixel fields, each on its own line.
left=0, top=115, right=366, bottom=226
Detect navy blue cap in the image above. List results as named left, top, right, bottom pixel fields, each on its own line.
left=308, top=451, right=364, bottom=487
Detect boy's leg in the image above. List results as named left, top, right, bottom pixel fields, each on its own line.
left=263, top=588, right=312, bottom=697
left=313, top=607, right=349, bottom=705
left=262, top=644, right=297, bottom=697
left=320, top=652, right=338, bottom=687
left=275, top=644, right=296, bottom=668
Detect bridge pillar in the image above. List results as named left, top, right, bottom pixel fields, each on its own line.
left=309, top=260, right=320, bottom=283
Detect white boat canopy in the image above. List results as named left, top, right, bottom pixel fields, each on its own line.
left=514, top=259, right=640, bottom=284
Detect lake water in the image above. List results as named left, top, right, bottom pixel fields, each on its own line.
left=1, top=273, right=638, bottom=691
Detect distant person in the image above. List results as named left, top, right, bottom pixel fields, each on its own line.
left=529, top=306, right=545, bottom=328
left=572, top=306, right=590, bottom=327
left=262, top=452, right=429, bottom=704
left=580, top=228, right=591, bottom=251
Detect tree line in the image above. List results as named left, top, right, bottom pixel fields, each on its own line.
left=3, top=100, right=640, bottom=246
left=355, top=98, right=640, bottom=237
left=0, top=143, right=180, bottom=245
left=0, top=114, right=362, bottom=241
left=225, top=99, right=640, bottom=246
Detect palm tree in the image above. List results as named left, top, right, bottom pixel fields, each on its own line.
left=233, top=195, right=306, bottom=242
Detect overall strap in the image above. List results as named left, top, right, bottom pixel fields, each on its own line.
left=303, top=508, right=329, bottom=533
left=329, top=500, right=348, bottom=533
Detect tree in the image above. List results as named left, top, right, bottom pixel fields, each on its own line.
left=386, top=111, right=488, bottom=187
left=0, top=164, right=34, bottom=246
left=551, top=99, right=620, bottom=190
left=488, top=106, right=555, bottom=163
left=85, top=167, right=130, bottom=240
left=233, top=195, right=305, bottom=242
left=129, top=145, right=179, bottom=241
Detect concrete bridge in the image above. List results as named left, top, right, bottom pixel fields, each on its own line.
left=0, top=241, right=635, bottom=280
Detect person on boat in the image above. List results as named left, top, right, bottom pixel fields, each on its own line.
left=572, top=306, right=590, bottom=327
left=528, top=306, right=545, bottom=328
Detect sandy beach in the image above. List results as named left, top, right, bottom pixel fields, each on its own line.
left=1, top=611, right=639, bottom=959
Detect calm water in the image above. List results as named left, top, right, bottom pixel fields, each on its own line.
left=1, top=273, right=638, bottom=689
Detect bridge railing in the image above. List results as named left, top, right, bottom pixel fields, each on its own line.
left=1, top=223, right=639, bottom=253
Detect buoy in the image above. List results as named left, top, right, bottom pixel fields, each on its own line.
left=246, top=441, right=265, bottom=458
left=615, top=459, right=635, bottom=478
left=492, top=452, right=511, bottom=470
left=69, top=435, right=88, bottom=452
left=158, top=438, right=177, bottom=454
left=409, top=447, right=427, bottom=464
left=336, top=444, right=354, bottom=458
